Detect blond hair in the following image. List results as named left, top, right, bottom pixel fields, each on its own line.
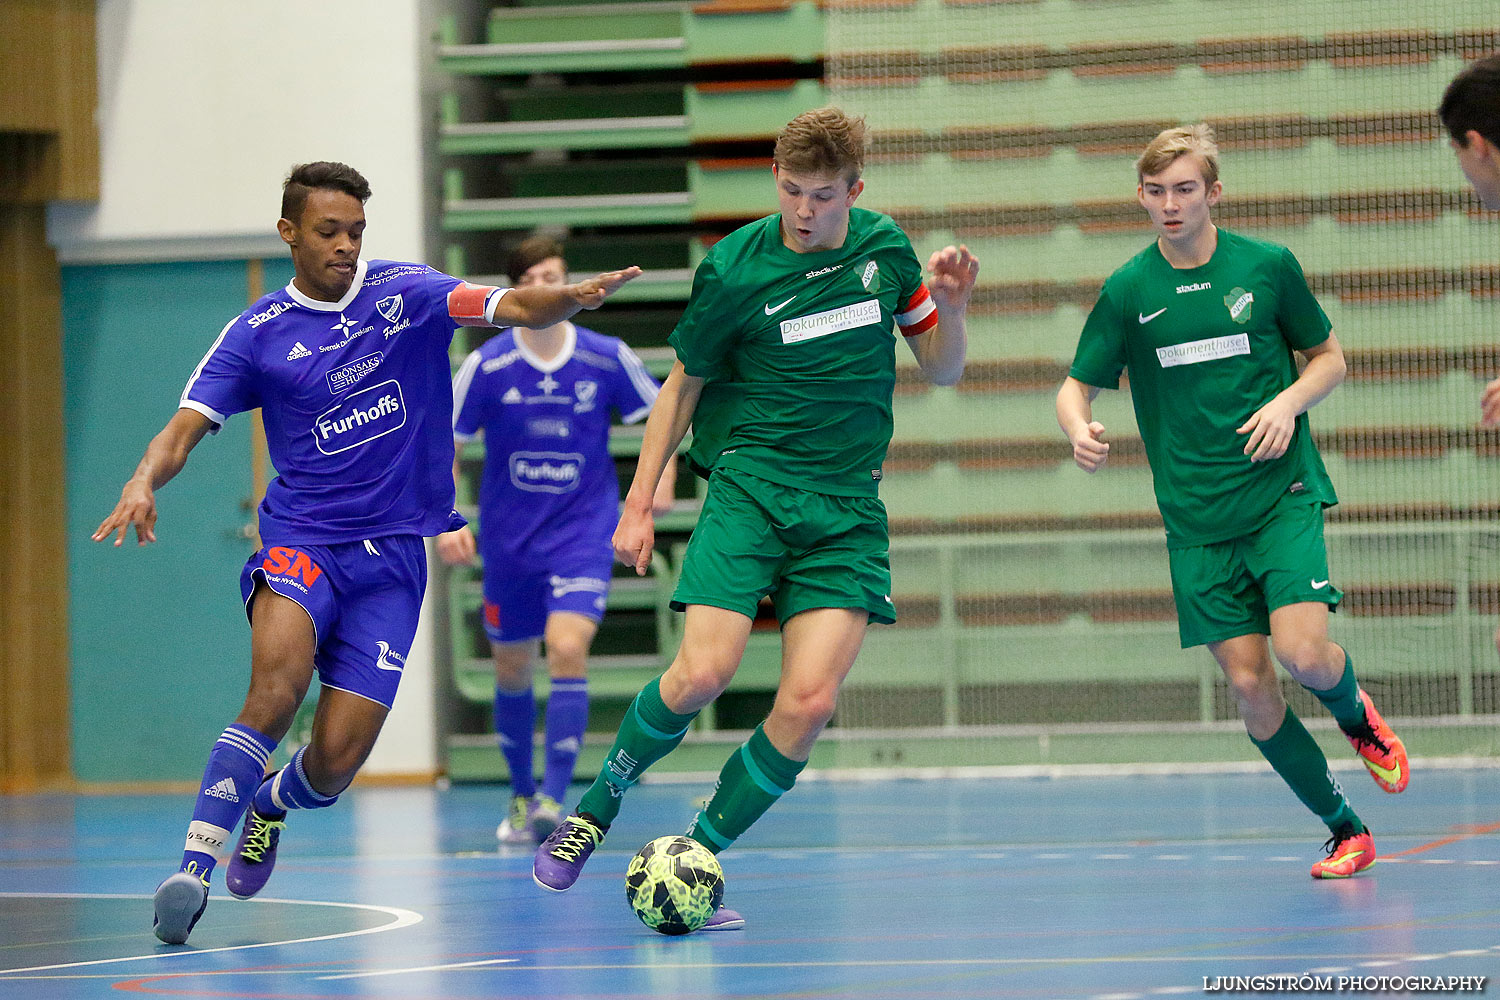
left=1135, top=123, right=1220, bottom=186
left=774, top=107, right=867, bottom=186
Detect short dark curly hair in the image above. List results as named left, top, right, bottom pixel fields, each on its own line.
left=281, top=162, right=371, bottom=223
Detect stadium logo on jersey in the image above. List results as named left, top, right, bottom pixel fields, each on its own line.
left=526, top=417, right=571, bottom=438
left=1155, top=333, right=1250, bottom=368
left=503, top=387, right=523, bottom=404
left=861, top=260, right=880, bottom=293
left=249, top=301, right=293, bottom=329
left=573, top=380, right=598, bottom=412
left=510, top=451, right=584, bottom=493
left=312, top=379, right=407, bottom=455
left=805, top=263, right=843, bottom=280
left=376, top=294, right=403, bottom=324
left=326, top=351, right=384, bottom=395
left=1177, top=281, right=1212, bottom=294
left=780, top=299, right=882, bottom=345
left=374, top=641, right=406, bottom=673
left=286, top=342, right=313, bottom=361
left=1224, top=287, right=1254, bottom=324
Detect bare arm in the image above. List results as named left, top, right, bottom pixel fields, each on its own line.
left=905, top=245, right=978, bottom=387
left=1237, top=330, right=1346, bottom=462
left=92, top=407, right=215, bottom=546
left=1056, top=376, right=1110, bottom=473
left=491, top=266, right=643, bottom=329
left=436, top=437, right=477, bottom=565
left=613, top=361, right=704, bottom=574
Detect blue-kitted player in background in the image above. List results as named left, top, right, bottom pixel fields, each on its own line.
left=437, top=235, right=674, bottom=844
left=93, top=163, right=639, bottom=944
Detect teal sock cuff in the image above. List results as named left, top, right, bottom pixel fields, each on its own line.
left=692, top=811, right=733, bottom=851
left=633, top=677, right=698, bottom=739
left=1250, top=705, right=1302, bottom=750
left=745, top=724, right=805, bottom=793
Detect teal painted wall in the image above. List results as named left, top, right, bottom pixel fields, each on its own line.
left=63, top=259, right=291, bottom=782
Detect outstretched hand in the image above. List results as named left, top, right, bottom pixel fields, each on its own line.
left=92, top=480, right=159, bottom=547
left=571, top=266, right=643, bottom=310
left=926, top=244, right=979, bottom=311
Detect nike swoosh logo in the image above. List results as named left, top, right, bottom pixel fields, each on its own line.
left=1311, top=579, right=1329, bottom=589
left=1138, top=307, right=1167, bottom=324
left=764, top=295, right=797, bottom=316
left=1364, top=758, right=1402, bottom=787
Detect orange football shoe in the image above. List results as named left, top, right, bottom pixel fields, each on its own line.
left=1310, top=824, right=1376, bottom=879
left=1343, top=689, right=1409, bottom=793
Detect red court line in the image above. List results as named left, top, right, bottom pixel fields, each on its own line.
left=1384, top=820, right=1500, bottom=858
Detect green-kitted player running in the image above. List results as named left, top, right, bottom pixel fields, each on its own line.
left=1056, top=124, right=1409, bottom=879
left=533, top=107, right=979, bottom=925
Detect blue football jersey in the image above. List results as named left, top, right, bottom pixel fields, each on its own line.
left=182, top=258, right=511, bottom=544
left=451, top=324, right=660, bottom=567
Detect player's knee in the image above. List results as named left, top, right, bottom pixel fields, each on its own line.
left=1222, top=666, right=1279, bottom=710
left=240, top=680, right=303, bottom=735
left=773, top=684, right=838, bottom=735
left=545, top=636, right=589, bottom=673
left=1271, top=638, right=1327, bottom=679
left=667, top=652, right=734, bottom=705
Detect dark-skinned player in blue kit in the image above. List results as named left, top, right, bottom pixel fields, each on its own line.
left=94, top=161, right=639, bottom=943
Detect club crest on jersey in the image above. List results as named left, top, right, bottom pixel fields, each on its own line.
left=861, top=260, right=880, bottom=293
left=376, top=294, right=403, bottom=324
left=1224, top=287, right=1253, bottom=324
left=574, top=380, right=598, bottom=412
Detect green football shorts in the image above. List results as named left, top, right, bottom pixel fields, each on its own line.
left=1167, top=495, right=1343, bottom=648
left=672, top=467, right=896, bottom=626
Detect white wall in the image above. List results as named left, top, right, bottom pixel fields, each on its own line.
left=53, top=0, right=442, bottom=777
left=50, top=0, right=426, bottom=264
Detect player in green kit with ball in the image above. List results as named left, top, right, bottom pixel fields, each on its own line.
left=533, top=107, right=979, bottom=924
left=1056, top=124, right=1409, bottom=879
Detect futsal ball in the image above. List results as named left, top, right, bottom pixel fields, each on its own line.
left=625, top=835, right=725, bottom=935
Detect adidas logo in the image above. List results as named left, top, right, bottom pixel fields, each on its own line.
left=204, top=777, right=239, bottom=803
left=286, top=342, right=312, bottom=361
left=502, top=387, right=522, bottom=404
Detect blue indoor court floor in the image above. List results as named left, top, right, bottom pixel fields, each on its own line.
left=1, top=767, right=1497, bottom=999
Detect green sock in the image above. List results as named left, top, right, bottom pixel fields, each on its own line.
left=1305, top=646, right=1367, bottom=731
left=1251, top=706, right=1363, bottom=834
left=688, top=724, right=806, bottom=852
left=576, top=677, right=698, bottom=826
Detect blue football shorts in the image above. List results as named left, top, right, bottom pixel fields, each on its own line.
left=239, top=534, right=427, bottom=710
left=481, top=542, right=613, bottom=644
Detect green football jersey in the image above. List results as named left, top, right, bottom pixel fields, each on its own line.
left=1069, top=228, right=1337, bottom=547
left=671, top=208, right=930, bottom=497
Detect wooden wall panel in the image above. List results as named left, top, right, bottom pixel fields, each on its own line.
left=0, top=0, right=96, bottom=789
left=0, top=206, right=71, bottom=791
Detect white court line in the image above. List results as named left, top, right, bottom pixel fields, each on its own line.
left=319, top=957, right=519, bottom=980
left=0, top=893, right=421, bottom=976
